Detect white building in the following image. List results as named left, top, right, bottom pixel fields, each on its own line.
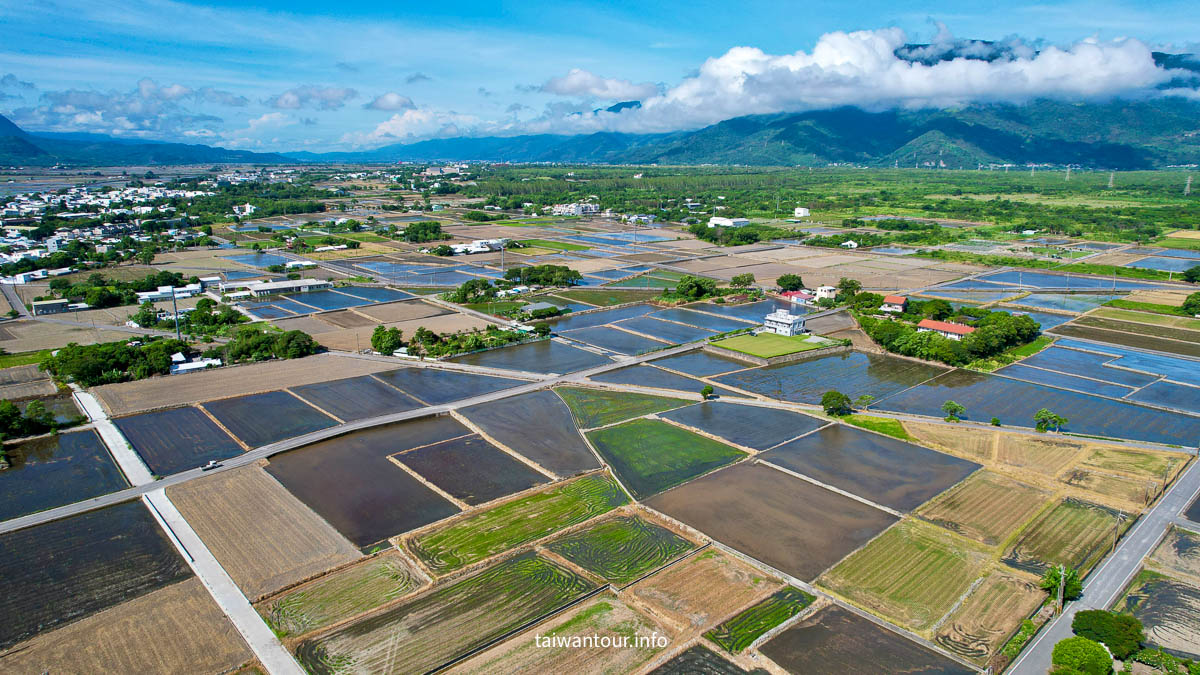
left=232, top=203, right=258, bottom=217
left=762, top=309, right=806, bottom=336
left=840, top=240, right=858, bottom=249
left=881, top=295, right=908, bottom=314
left=245, top=278, right=332, bottom=297
left=136, top=283, right=202, bottom=303
left=708, top=216, right=750, bottom=228
left=917, top=319, right=976, bottom=341
left=551, top=203, right=600, bottom=216
left=815, top=285, right=837, bottom=300
left=793, top=207, right=810, bottom=218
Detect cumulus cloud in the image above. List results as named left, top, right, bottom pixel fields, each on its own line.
left=342, top=107, right=481, bottom=146
left=9, top=82, right=224, bottom=138
left=405, top=72, right=432, bottom=84
left=364, top=92, right=415, bottom=111
left=539, top=68, right=659, bottom=100
left=266, top=85, right=358, bottom=110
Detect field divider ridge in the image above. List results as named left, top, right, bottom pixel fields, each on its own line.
left=755, top=459, right=903, bottom=517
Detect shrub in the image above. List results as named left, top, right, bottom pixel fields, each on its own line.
left=1052, top=637, right=1113, bottom=675
left=821, top=390, right=852, bottom=416
left=1072, top=611, right=1144, bottom=659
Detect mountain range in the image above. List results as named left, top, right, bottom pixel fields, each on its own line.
left=3, top=98, right=1200, bottom=169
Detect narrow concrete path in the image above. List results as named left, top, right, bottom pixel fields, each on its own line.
left=72, top=387, right=154, bottom=485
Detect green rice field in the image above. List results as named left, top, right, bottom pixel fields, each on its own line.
left=546, top=514, right=695, bottom=585
left=554, top=386, right=689, bottom=429
left=711, top=333, right=824, bottom=358
left=705, top=587, right=816, bottom=653
left=586, top=418, right=746, bottom=498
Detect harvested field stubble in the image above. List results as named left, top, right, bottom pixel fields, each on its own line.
left=631, top=549, right=776, bottom=631
left=934, top=571, right=1045, bottom=665
left=1116, top=570, right=1200, bottom=659
left=1003, top=498, right=1129, bottom=575
left=917, top=471, right=1052, bottom=546
left=1151, top=527, right=1200, bottom=581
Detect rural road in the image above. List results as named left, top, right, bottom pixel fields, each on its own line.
left=1009, top=458, right=1200, bottom=675
left=1, top=282, right=29, bottom=317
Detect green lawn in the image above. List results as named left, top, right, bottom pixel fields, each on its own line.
left=463, top=301, right=525, bottom=315
left=1157, top=236, right=1200, bottom=251
left=841, top=415, right=913, bottom=441
left=0, top=349, right=52, bottom=369
left=711, top=333, right=823, bottom=358
left=555, top=288, right=661, bottom=306
left=586, top=418, right=746, bottom=499
left=517, top=239, right=590, bottom=251
left=554, top=386, right=689, bottom=429
left=1009, top=335, right=1054, bottom=358
left=342, top=232, right=390, bottom=243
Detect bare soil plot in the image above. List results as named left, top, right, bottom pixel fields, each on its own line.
left=649, top=644, right=757, bottom=674
left=717, top=350, right=948, bottom=406
left=904, top=422, right=996, bottom=463
left=1151, top=527, right=1200, bottom=581
left=646, top=462, right=898, bottom=581
left=934, top=570, right=1044, bottom=666
left=762, top=604, right=971, bottom=674
left=587, top=418, right=746, bottom=499
left=1115, top=570, right=1200, bottom=659
left=115, top=406, right=243, bottom=475
left=1050, top=323, right=1200, bottom=358
left=761, top=425, right=981, bottom=513
left=396, top=434, right=549, bottom=506
left=0, top=501, right=192, bottom=650
left=820, top=519, right=991, bottom=632
left=661, top=401, right=827, bottom=450
left=458, top=390, right=600, bottom=476
left=0, top=319, right=131, bottom=352
left=289, top=374, right=424, bottom=422
left=0, top=429, right=127, bottom=521
left=1003, top=498, right=1129, bottom=575
left=168, top=465, right=360, bottom=601
left=258, top=551, right=427, bottom=638
left=294, top=552, right=598, bottom=674
left=0, top=363, right=46, bottom=385
left=203, top=390, right=338, bottom=447
left=631, top=549, right=776, bottom=631
left=265, top=418, right=464, bottom=547
left=317, top=309, right=379, bottom=328
left=0, top=379, right=56, bottom=399
left=0, top=577, right=250, bottom=674
left=94, top=354, right=396, bottom=415
left=917, top=471, right=1052, bottom=547
left=273, top=315, right=344, bottom=334
left=450, top=597, right=671, bottom=674
left=1076, top=315, right=1200, bottom=343
left=353, top=299, right=449, bottom=323
left=374, top=366, right=527, bottom=405
left=548, top=514, right=696, bottom=585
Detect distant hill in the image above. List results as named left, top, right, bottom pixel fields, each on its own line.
left=286, top=98, right=1200, bottom=169
left=0, top=114, right=290, bottom=166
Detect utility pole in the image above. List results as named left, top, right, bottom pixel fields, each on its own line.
left=1057, top=563, right=1065, bottom=614
left=171, top=289, right=181, bottom=341
left=1112, top=512, right=1126, bottom=554
left=1108, top=172, right=1114, bottom=189
left=1186, top=175, right=1193, bottom=196
left=1065, top=166, right=1071, bottom=181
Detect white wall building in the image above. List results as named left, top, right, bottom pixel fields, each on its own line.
left=762, top=309, right=805, bottom=336
left=708, top=216, right=750, bottom=228
left=793, top=207, right=810, bottom=218
left=815, top=285, right=837, bottom=300
left=551, top=203, right=600, bottom=216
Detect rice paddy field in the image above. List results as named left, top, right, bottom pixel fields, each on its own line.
left=629, top=549, right=776, bottom=632
left=819, top=519, right=992, bottom=633
left=546, top=514, right=696, bottom=585
left=649, top=645, right=752, bottom=674
left=395, top=433, right=549, bottom=506
left=561, top=325, right=669, bottom=355
left=917, top=471, right=1053, bottom=547
left=1114, top=569, right=1200, bottom=659
left=0, top=429, right=127, bottom=521
left=288, top=375, right=424, bottom=421
left=294, top=552, right=598, bottom=674
left=704, top=586, right=816, bottom=654
left=759, top=605, right=972, bottom=674
left=661, top=401, right=826, bottom=450
left=1003, top=498, right=1129, bottom=575
left=648, top=349, right=750, bottom=378
left=760, top=425, right=981, bottom=512
left=115, top=406, right=244, bottom=475
left=450, top=338, right=612, bottom=374
left=650, top=307, right=758, bottom=333
left=555, top=386, right=688, bottom=429
left=258, top=551, right=428, bottom=637
left=586, top=418, right=746, bottom=499
left=716, top=351, right=949, bottom=405
left=265, top=418, right=464, bottom=547
left=0, top=501, right=192, bottom=650
left=933, top=571, right=1046, bottom=666
left=1050, top=322, right=1200, bottom=358
left=646, top=462, right=898, bottom=581
left=615, top=315, right=717, bottom=344
left=371, top=366, right=527, bottom=404
left=458, top=390, right=600, bottom=476
left=203, top=390, right=337, bottom=447
left=407, top=474, right=628, bottom=574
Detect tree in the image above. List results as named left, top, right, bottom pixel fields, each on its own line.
left=1051, top=637, right=1112, bottom=675
left=942, top=400, right=965, bottom=422
left=1183, top=266, right=1200, bottom=284
left=675, top=275, right=717, bottom=300
left=821, top=390, right=852, bottom=416
left=371, top=325, right=405, bottom=354
left=430, top=245, right=453, bottom=256
left=776, top=274, right=804, bottom=292
left=1035, top=408, right=1068, bottom=432
left=836, top=277, right=862, bottom=297
left=1183, top=290, right=1200, bottom=314
left=136, top=246, right=156, bottom=266
left=700, top=384, right=714, bottom=400
left=853, top=394, right=875, bottom=409
left=731, top=273, right=755, bottom=288
left=1041, top=566, right=1083, bottom=601
left=532, top=322, right=551, bottom=337
left=1071, top=610, right=1144, bottom=659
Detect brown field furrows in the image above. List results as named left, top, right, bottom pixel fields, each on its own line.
left=1125, top=289, right=1192, bottom=306
left=933, top=570, right=1044, bottom=665
left=1150, top=527, right=1200, bottom=584
left=167, top=465, right=360, bottom=601
left=903, top=422, right=996, bottom=463
left=93, top=353, right=397, bottom=415
left=628, top=549, right=778, bottom=634
left=995, top=434, right=1088, bottom=478
left=1079, top=447, right=1189, bottom=483
left=0, top=319, right=132, bottom=353
left=0, top=364, right=47, bottom=385
left=0, top=578, right=251, bottom=674
left=1061, top=469, right=1153, bottom=508
left=314, top=310, right=380, bottom=329
left=917, top=472, right=1053, bottom=547
left=0, top=379, right=57, bottom=400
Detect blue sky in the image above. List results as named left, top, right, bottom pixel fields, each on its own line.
left=1, top=0, right=1197, bottom=152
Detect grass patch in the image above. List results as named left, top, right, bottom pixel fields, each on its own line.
left=966, top=335, right=1053, bottom=371
left=1157, top=236, right=1200, bottom=250
left=705, top=587, right=815, bottom=653
left=463, top=301, right=526, bottom=314
left=555, top=288, right=662, bottom=306
left=710, top=333, right=824, bottom=358
left=408, top=474, right=627, bottom=575
left=554, top=386, right=689, bottom=429
left=1092, top=307, right=1200, bottom=330
left=1105, top=298, right=1188, bottom=315
left=841, top=415, right=913, bottom=441
left=342, top=232, right=390, bottom=243
left=1009, top=335, right=1054, bottom=358
left=547, top=515, right=695, bottom=585
left=518, top=239, right=590, bottom=251
left=586, top=418, right=746, bottom=499
left=1056, top=262, right=1173, bottom=281
left=0, top=349, right=51, bottom=369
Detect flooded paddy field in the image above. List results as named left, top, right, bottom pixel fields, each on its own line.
left=1004, top=293, right=1122, bottom=313
left=545, top=303, right=655, bottom=331
left=372, top=366, right=526, bottom=405
left=716, top=351, right=949, bottom=406
left=649, top=307, right=758, bottom=332
left=614, top=315, right=717, bottom=344
left=993, top=363, right=1136, bottom=398
left=649, top=645, right=755, bottom=674
left=0, top=429, right=127, bottom=521
left=396, top=434, right=548, bottom=506
left=978, top=270, right=1167, bottom=290
left=1050, top=323, right=1200, bottom=358
left=687, top=298, right=798, bottom=323
left=759, top=604, right=972, bottom=674
left=760, top=425, right=980, bottom=512
left=561, top=325, right=668, bottom=355
left=546, top=514, right=696, bottom=585
left=646, top=462, right=897, bottom=581
left=408, top=474, right=627, bottom=575
left=265, top=417, right=464, bottom=547
left=586, top=418, right=745, bottom=499
left=587, top=364, right=739, bottom=397
left=649, top=349, right=750, bottom=377
left=294, top=552, right=598, bottom=674
left=1055, top=338, right=1200, bottom=386
left=203, top=390, right=337, bottom=447
left=1075, top=315, right=1200, bottom=344
left=1129, top=380, right=1200, bottom=414
left=289, top=374, right=424, bottom=421
left=458, top=390, right=599, bottom=476
left=661, top=401, right=827, bottom=450
left=874, top=368, right=1200, bottom=446
left=0, top=501, right=191, bottom=650
left=1012, top=346, right=1160, bottom=388
left=450, top=339, right=611, bottom=374
left=115, top=406, right=243, bottom=475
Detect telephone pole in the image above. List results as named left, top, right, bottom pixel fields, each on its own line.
left=1057, top=564, right=1065, bottom=614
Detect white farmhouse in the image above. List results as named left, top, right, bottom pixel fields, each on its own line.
left=762, top=309, right=805, bottom=336
left=708, top=216, right=750, bottom=228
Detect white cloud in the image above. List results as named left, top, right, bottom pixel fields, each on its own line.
left=540, top=68, right=659, bottom=100
left=266, top=85, right=358, bottom=110
left=342, top=108, right=482, bottom=146
left=364, top=92, right=415, bottom=111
